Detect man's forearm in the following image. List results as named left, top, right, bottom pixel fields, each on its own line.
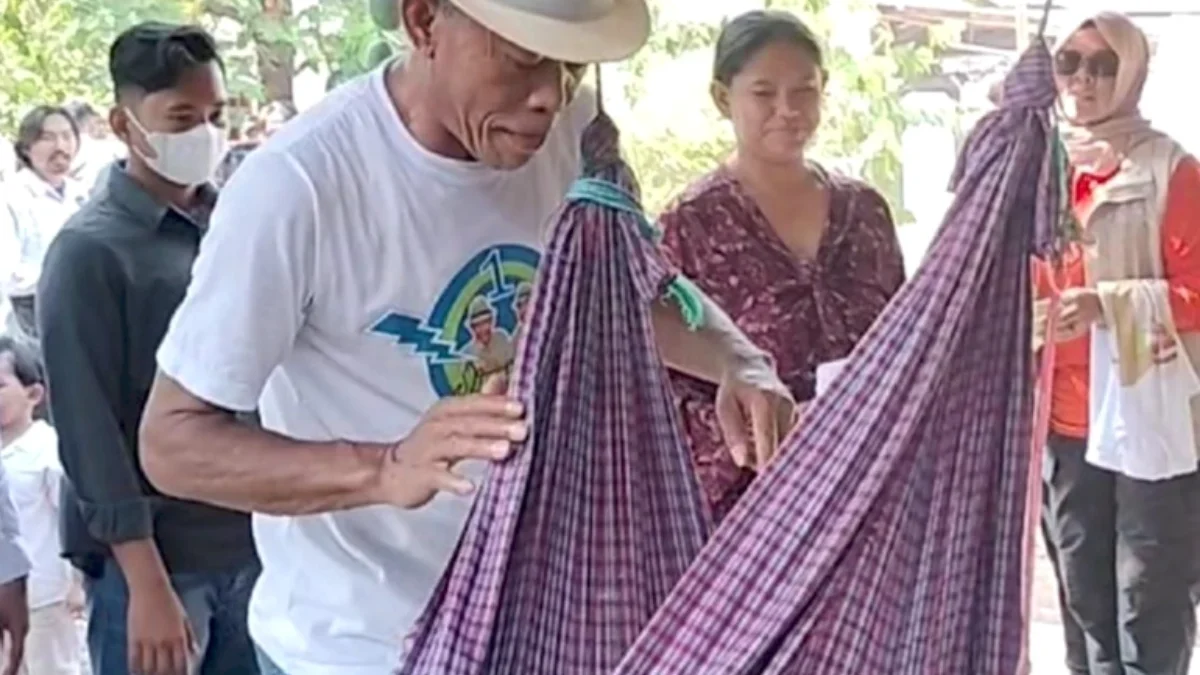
left=140, top=374, right=388, bottom=516
left=651, top=295, right=769, bottom=384
left=111, top=539, right=172, bottom=594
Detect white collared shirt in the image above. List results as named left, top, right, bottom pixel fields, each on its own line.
left=0, top=448, right=29, bottom=587
left=1, top=169, right=88, bottom=296
left=0, top=422, right=64, bottom=607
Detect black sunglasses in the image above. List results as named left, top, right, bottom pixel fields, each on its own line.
left=1054, top=49, right=1120, bottom=78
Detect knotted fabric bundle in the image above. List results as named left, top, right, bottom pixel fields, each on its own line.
left=613, top=43, right=1062, bottom=675
left=398, top=106, right=710, bottom=674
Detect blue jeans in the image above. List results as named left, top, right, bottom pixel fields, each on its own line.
left=86, top=558, right=262, bottom=675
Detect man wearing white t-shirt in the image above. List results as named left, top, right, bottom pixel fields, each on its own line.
left=138, top=1, right=795, bottom=673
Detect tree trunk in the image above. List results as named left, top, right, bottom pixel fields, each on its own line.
left=257, top=0, right=295, bottom=103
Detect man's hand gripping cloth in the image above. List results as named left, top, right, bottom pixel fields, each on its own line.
left=397, top=109, right=710, bottom=674
left=613, top=44, right=1065, bottom=675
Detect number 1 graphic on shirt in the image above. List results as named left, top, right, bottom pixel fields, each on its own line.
left=482, top=249, right=512, bottom=299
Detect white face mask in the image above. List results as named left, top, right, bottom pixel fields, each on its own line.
left=126, top=110, right=227, bottom=186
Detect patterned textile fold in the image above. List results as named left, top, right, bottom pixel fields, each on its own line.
left=612, top=43, right=1060, bottom=675
left=397, top=109, right=710, bottom=674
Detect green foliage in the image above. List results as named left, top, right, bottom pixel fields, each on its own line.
left=0, top=0, right=378, bottom=134
left=619, top=0, right=938, bottom=220
left=0, top=0, right=181, bottom=131
left=293, top=0, right=388, bottom=87
left=621, top=12, right=718, bottom=106
left=623, top=130, right=732, bottom=216
left=1, top=0, right=938, bottom=221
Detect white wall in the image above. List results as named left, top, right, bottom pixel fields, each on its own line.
left=1141, top=17, right=1200, bottom=153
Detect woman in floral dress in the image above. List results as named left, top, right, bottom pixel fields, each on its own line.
left=660, top=10, right=906, bottom=523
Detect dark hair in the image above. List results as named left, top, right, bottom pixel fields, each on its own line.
left=13, top=106, right=79, bottom=170
left=0, top=335, right=44, bottom=388
left=64, top=100, right=100, bottom=124
left=713, top=10, right=827, bottom=86
left=109, top=21, right=224, bottom=101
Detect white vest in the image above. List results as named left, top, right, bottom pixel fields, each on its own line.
left=1081, top=135, right=1200, bottom=478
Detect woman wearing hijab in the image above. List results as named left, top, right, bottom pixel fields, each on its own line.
left=658, top=10, right=905, bottom=524
left=1037, top=11, right=1200, bottom=674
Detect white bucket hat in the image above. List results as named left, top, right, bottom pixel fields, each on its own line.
left=448, top=0, right=650, bottom=63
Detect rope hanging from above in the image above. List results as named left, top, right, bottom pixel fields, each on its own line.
left=1023, top=3, right=1070, bottom=673
left=580, top=64, right=705, bottom=330
left=1032, top=0, right=1083, bottom=260
left=1037, top=0, right=1054, bottom=39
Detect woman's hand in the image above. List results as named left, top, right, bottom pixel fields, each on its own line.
left=1053, top=288, right=1103, bottom=343
left=714, top=355, right=796, bottom=470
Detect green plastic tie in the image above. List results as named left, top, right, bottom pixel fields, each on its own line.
left=566, top=178, right=705, bottom=330
left=663, top=274, right=705, bottom=331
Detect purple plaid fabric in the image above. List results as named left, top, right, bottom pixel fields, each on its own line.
left=397, top=110, right=710, bottom=674
left=613, top=44, right=1059, bottom=675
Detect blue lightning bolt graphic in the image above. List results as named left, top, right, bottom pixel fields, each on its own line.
left=371, top=313, right=459, bottom=365
left=370, top=245, right=538, bottom=398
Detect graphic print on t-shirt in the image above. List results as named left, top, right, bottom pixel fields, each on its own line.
left=372, top=244, right=539, bottom=398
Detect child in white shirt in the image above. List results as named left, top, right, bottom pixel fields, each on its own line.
left=0, top=336, right=83, bottom=674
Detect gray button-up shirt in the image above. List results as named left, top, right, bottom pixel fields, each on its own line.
left=36, top=163, right=255, bottom=575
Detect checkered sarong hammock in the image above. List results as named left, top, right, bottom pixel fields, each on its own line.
left=401, top=43, right=1064, bottom=675
left=613, top=43, right=1065, bottom=675
left=397, top=107, right=711, bottom=674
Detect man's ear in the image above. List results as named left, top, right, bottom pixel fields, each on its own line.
left=710, top=81, right=732, bottom=119
left=402, top=0, right=442, bottom=57
left=109, top=106, right=132, bottom=147
left=110, top=105, right=154, bottom=159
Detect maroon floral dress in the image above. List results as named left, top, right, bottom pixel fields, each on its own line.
left=659, top=164, right=906, bottom=523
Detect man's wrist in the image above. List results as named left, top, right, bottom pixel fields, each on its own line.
left=111, top=539, right=172, bottom=596
left=126, top=573, right=173, bottom=598
left=718, top=342, right=773, bottom=378
left=720, top=344, right=795, bottom=402
left=352, top=440, right=395, bottom=507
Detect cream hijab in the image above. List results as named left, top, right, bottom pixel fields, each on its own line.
left=1057, top=12, right=1163, bottom=173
